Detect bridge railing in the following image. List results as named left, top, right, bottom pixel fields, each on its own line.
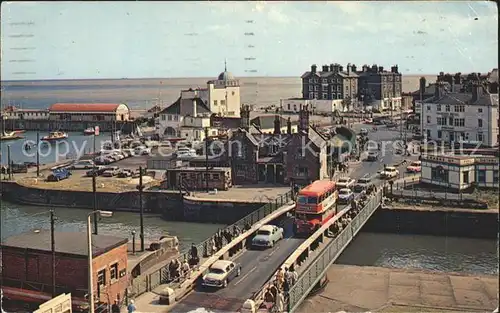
left=129, top=189, right=294, bottom=298
left=287, top=189, right=383, bottom=313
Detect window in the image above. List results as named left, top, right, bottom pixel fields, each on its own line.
left=322, top=85, right=328, bottom=91
left=478, top=119, right=483, bottom=128
left=314, top=85, right=318, bottom=91
left=431, top=166, right=448, bottom=182
left=437, top=117, right=446, bottom=125
left=445, top=105, right=450, bottom=112
left=477, top=132, right=483, bottom=141
left=167, top=115, right=172, bottom=121
left=322, top=79, right=327, bottom=83
left=426, top=116, right=431, bottom=123
left=214, top=100, right=218, bottom=106
left=448, top=117, right=453, bottom=126
left=309, top=92, right=314, bottom=99
left=322, top=93, right=327, bottom=99
left=287, top=103, right=291, bottom=110
left=110, top=263, right=118, bottom=281
left=426, top=105, right=431, bottom=111
left=477, top=170, right=486, bottom=183
left=212, top=173, right=220, bottom=180
left=221, top=100, right=226, bottom=106
left=454, top=105, right=464, bottom=112
left=493, top=170, right=499, bottom=183
left=426, top=129, right=431, bottom=138
left=463, top=171, right=469, bottom=183
left=437, top=105, right=441, bottom=111
left=309, top=85, right=313, bottom=91
left=161, top=115, right=166, bottom=121
left=97, top=269, right=106, bottom=287
left=437, top=130, right=442, bottom=138
left=478, top=108, right=483, bottom=113
left=454, top=118, right=465, bottom=127
left=295, top=148, right=305, bottom=159
left=295, top=166, right=309, bottom=177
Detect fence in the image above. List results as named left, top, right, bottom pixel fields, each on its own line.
left=287, top=189, right=383, bottom=313
left=127, top=189, right=294, bottom=299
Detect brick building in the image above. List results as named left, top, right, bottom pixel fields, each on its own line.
left=49, top=103, right=130, bottom=122
left=357, top=64, right=402, bottom=112
left=301, top=63, right=359, bottom=102
left=1, top=230, right=128, bottom=310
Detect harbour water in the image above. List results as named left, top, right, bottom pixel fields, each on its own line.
left=0, top=201, right=225, bottom=250
left=0, top=131, right=114, bottom=164
left=337, top=232, right=498, bottom=275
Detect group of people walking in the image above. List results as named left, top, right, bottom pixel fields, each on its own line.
left=263, top=267, right=299, bottom=312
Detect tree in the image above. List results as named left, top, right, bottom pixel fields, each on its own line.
left=341, top=96, right=352, bottom=112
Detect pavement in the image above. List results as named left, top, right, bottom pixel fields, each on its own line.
left=297, top=265, right=499, bottom=313
left=187, top=184, right=292, bottom=203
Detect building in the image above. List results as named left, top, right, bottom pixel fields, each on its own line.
left=0, top=106, right=50, bottom=120
left=420, top=76, right=499, bottom=147
left=357, top=64, right=402, bottom=112
left=157, top=64, right=242, bottom=138
left=48, top=103, right=130, bottom=122
left=250, top=115, right=298, bottom=134
left=1, top=231, right=128, bottom=309
left=164, top=167, right=232, bottom=191
left=279, top=98, right=344, bottom=114
left=421, top=154, right=499, bottom=190
left=301, top=63, right=359, bottom=103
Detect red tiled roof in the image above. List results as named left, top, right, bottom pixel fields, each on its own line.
left=49, top=103, right=125, bottom=112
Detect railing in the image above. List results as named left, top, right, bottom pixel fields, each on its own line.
left=128, top=189, right=294, bottom=298
left=287, top=189, right=383, bottom=313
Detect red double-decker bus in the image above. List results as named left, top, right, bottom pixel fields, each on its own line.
left=293, top=180, right=338, bottom=236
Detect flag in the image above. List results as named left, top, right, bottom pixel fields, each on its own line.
left=94, top=126, right=100, bottom=136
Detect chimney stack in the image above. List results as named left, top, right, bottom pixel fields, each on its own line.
left=391, top=65, right=398, bottom=73
left=347, top=63, right=351, bottom=75
left=193, top=99, right=197, bottom=117
left=333, top=64, right=340, bottom=73
left=298, top=105, right=310, bottom=134
left=322, top=65, right=329, bottom=72
left=362, top=65, right=368, bottom=72
left=372, top=64, right=378, bottom=72
left=351, top=64, right=357, bottom=72
left=287, top=117, right=292, bottom=134
left=378, top=66, right=384, bottom=72
left=329, top=64, right=335, bottom=72
left=311, top=64, right=317, bottom=73
left=339, top=65, right=344, bottom=72
left=434, top=81, right=445, bottom=99
left=471, top=81, right=483, bottom=102
left=419, top=77, right=426, bottom=99
left=240, top=105, right=250, bottom=131
left=273, top=115, right=281, bottom=135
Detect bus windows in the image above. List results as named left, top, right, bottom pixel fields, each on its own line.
left=297, top=196, right=307, bottom=204
left=307, top=196, right=318, bottom=204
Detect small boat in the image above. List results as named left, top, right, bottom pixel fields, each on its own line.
left=83, top=127, right=96, bottom=136
left=41, top=131, right=68, bottom=142
left=0, top=131, right=23, bottom=141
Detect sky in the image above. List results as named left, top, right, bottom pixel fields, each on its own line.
left=0, top=1, right=498, bottom=80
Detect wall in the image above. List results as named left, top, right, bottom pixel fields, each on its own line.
left=179, top=197, right=264, bottom=224
left=93, top=244, right=128, bottom=304
left=363, top=207, right=498, bottom=239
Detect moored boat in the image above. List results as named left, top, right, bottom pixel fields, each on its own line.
left=41, top=131, right=68, bottom=142
left=0, top=131, right=23, bottom=141
left=83, top=127, right=95, bottom=136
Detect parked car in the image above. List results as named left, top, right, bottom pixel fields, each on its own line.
left=338, top=188, right=355, bottom=204
left=360, top=128, right=368, bottom=136
left=117, top=168, right=134, bottom=178
left=406, top=160, right=422, bottom=173
left=94, top=156, right=113, bottom=165
left=251, top=225, right=284, bottom=249
left=47, top=168, right=72, bottom=182
left=380, top=166, right=399, bottom=179
left=366, top=151, right=379, bottom=161
left=336, top=177, right=355, bottom=189
left=102, top=167, right=120, bottom=177
left=134, top=146, right=152, bottom=155
left=354, top=175, right=374, bottom=192
left=201, top=260, right=241, bottom=288
left=71, top=160, right=95, bottom=170
left=86, top=166, right=107, bottom=177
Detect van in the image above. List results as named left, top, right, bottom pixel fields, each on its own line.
left=353, top=174, right=375, bottom=192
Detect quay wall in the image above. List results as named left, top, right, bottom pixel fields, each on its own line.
left=0, top=181, right=264, bottom=224
left=364, top=206, right=498, bottom=239
left=5, top=119, right=135, bottom=133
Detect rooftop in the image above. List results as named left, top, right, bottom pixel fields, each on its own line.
left=160, top=97, right=211, bottom=115
left=49, top=103, right=126, bottom=112
left=1, top=230, right=128, bottom=258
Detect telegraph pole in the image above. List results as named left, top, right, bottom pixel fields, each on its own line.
left=205, top=127, right=209, bottom=192
left=138, top=166, right=145, bottom=252
left=36, top=131, right=40, bottom=177
left=7, top=145, right=11, bottom=180
left=50, top=209, right=57, bottom=297
left=92, top=126, right=99, bottom=235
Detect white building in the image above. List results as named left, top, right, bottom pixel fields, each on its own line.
left=279, top=99, right=345, bottom=114
left=1, top=107, right=49, bottom=120
left=421, top=154, right=499, bottom=190
left=157, top=64, right=241, bottom=138
left=420, top=82, right=499, bottom=147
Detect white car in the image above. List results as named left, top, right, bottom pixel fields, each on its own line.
left=251, top=225, right=284, bottom=248
left=406, top=160, right=422, bottom=173
left=337, top=177, right=355, bottom=189
left=380, top=166, right=399, bottom=179
left=134, top=146, right=152, bottom=155
left=202, top=260, right=242, bottom=288
left=338, top=188, right=355, bottom=204
left=71, top=160, right=95, bottom=170
left=360, top=128, right=369, bottom=135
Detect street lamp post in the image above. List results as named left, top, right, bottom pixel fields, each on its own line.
left=138, top=166, right=145, bottom=252
left=131, top=230, right=136, bottom=255
left=87, top=210, right=113, bottom=313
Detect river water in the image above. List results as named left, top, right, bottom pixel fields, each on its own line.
left=0, top=201, right=225, bottom=250
left=337, top=232, right=499, bottom=275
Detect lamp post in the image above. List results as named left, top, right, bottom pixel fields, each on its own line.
left=36, top=132, right=40, bottom=177
left=138, top=166, right=144, bottom=252
left=50, top=210, right=56, bottom=297
left=131, top=230, right=136, bottom=255
left=87, top=210, right=113, bottom=313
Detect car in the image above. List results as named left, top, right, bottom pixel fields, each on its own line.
left=201, top=260, right=241, bottom=288
left=134, top=146, right=152, bottom=155
left=366, top=151, right=379, bottom=161
left=117, top=168, right=134, bottom=178
left=380, top=166, right=399, bottom=179
left=47, top=168, right=72, bottom=182
left=251, top=225, right=284, bottom=248
left=94, top=156, right=113, bottom=165
left=102, top=167, right=120, bottom=177
left=406, top=160, right=422, bottom=173
left=360, top=128, right=369, bottom=136
left=354, top=176, right=374, bottom=192
left=338, top=188, right=355, bottom=204
left=86, top=166, right=107, bottom=177
left=71, top=160, right=95, bottom=170
left=336, top=177, right=355, bottom=189
left=363, top=118, right=373, bottom=124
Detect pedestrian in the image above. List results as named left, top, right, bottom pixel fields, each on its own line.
left=264, top=288, right=275, bottom=309
left=275, top=291, right=285, bottom=312
left=111, top=300, right=120, bottom=313
left=269, top=283, right=278, bottom=299
left=276, top=268, right=284, bottom=289
left=127, top=299, right=136, bottom=313
left=289, top=267, right=298, bottom=285
left=182, top=259, right=190, bottom=278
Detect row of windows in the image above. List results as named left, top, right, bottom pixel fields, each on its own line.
left=308, top=85, right=346, bottom=92
left=97, top=262, right=119, bottom=287
left=308, top=92, right=344, bottom=100
left=475, top=169, right=499, bottom=183
left=433, top=116, right=483, bottom=127
left=179, top=172, right=223, bottom=180
left=436, top=130, right=484, bottom=142
left=306, top=75, right=400, bottom=84
left=428, top=104, right=483, bottom=113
